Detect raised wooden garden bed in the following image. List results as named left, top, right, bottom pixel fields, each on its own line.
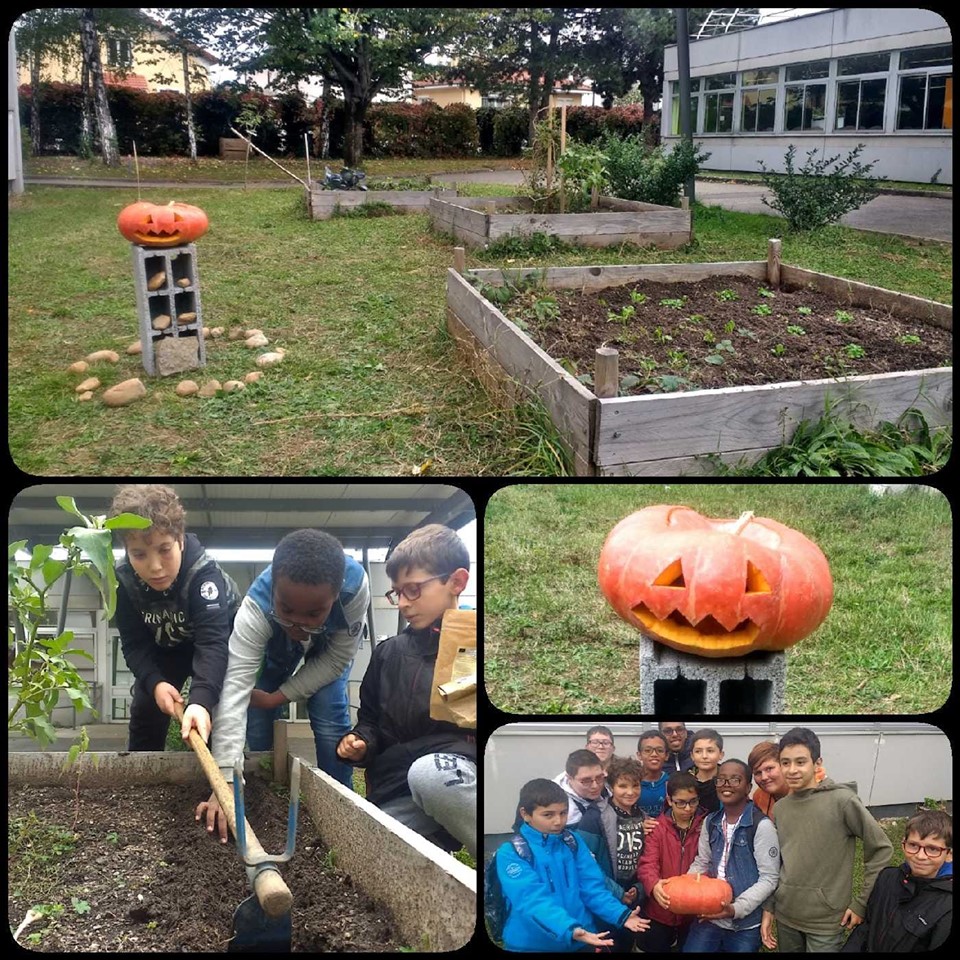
left=307, top=185, right=458, bottom=220
left=430, top=195, right=692, bottom=249
left=445, top=241, right=952, bottom=475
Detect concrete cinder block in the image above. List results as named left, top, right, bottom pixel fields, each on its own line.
left=155, top=335, right=201, bottom=375
left=639, top=631, right=786, bottom=714
left=131, top=243, right=206, bottom=375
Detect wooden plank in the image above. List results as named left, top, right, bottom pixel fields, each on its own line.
left=446, top=269, right=595, bottom=464
left=781, top=265, right=952, bottom=329
left=308, top=189, right=455, bottom=219
left=487, top=211, right=688, bottom=239
left=469, top=261, right=768, bottom=292
left=597, top=447, right=771, bottom=477
left=593, top=368, right=953, bottom=467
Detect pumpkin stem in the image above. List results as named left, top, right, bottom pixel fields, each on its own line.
left=731, top=511, right=755, bottom=536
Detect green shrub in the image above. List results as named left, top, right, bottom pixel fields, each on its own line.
left=492, top=106, right=529, bottom=156
left=757, top=144, right=885, bottom=232
left=600, top=134, right=710, bottom=206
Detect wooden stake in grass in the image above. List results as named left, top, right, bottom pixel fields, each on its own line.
left=132, top=140, right=141, bottom=201
left=453, top=246, right=466, bottom=274
left=595, top=347, right=619, bottom=398
left=767, top=238, right=782, bottom=290
left=559, top=104, right=567, bottom=215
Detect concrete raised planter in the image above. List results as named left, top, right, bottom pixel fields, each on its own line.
left=307, top=185, right=458, bottom=220
left=444, top=241, right=952, bottom=476
left=430, top=194, right=692, bottom=249
left=9, top=750, right=475, bottom=952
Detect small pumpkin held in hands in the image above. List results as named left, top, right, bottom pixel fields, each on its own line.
left=117, top=201, right=209, bottom=247
left=598, top=504, right=833, bottom=657
left=662, top=873, right=733, bottom=916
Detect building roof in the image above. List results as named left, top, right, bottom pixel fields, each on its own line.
left=103, top=70, right=149, bottom=91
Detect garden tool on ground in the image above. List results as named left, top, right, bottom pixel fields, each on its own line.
left=173, top=703, right=298, bottom=953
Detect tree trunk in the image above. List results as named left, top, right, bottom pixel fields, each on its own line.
left=317, top=77, right=332, bottom=160
left=342, top=98, right=366, bottom=167
left=79, top=56, right=93, bottom=158
left=79, top=8, right=119, bottom=166
left=181, top=47, right=197, bottom=162
left=29, top=50, right=42, bottom=156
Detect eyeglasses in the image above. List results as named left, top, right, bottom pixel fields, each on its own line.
left=661, top=726, right=686, bottom=736
left=587, top=739, right=614, bottom=747
left=640, top=747, right=666, bottom=756
left=385, top=573, right=452, bottom=605
left=903, top=840, right=950, bottom=858
left=671, top=798, right=699, bottom=809
left=714, top=776, right=744, bottom=787
left=575, top=775, right=607, bottom=786
left=269, top=610, right=325, bottom=637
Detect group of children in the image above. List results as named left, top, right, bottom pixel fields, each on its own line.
left=488, top=722, right=951, bottom=953
left=111, top=484, right=476, bottom=859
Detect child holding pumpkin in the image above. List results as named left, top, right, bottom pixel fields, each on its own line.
left=682, top=758, right=781, bottom=952
left=760, top=727, right=893, bottom=953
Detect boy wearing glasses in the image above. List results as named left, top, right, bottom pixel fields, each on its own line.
left=585, top=726, right=616, bottom=770
left=760, top=727, right=893, bottom=953
left=337, top=524, right=476, bottom=857
left=682, top=759, right=780, bottom=952
left=637, top=730, right=671, bottom=836
left=636, top=772, right=706, bottom=952
left=555, top=749, right=611, bottom=828
left=841, top=810, right=952, bottom=952
left=198, top=528, right=369, bottom=839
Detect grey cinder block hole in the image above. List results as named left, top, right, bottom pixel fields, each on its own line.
left=719, top=677, right=774, bottom=715
left=654, top=677, right=707, bottom=714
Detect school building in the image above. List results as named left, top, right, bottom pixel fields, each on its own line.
left=661, top=8, right=952, bottom=184
left=484, top=721, right=951, bottom=853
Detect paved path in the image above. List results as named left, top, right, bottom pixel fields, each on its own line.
left=23, top=172, right=951, bottom=243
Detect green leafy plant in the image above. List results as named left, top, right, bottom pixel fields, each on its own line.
left=332, top=200, right=398, bottom=219
left=652, top=326, right=673, bottom=344
left=844, top=343, right=866, bottom=359
left=758, top=287, right=776, bottom=298
left=723, top=319, right=736, bottom=334
left=736, top=327, right=758, bottom=340
left=787, top=325, right=807, bottom=336
left=702, top=330, right=716, bottom=344
left=716, top=289, right=738, bottom=302
left=757, top=143, right=885, bottom=232
left=71, top=897, right=91, bottom=915
left=555, top=139, right=608, bottom=210
left=752, top=303, right=773, bottom=316
left=898, top=334, right=922, bottom=345
left=771, top=343, right=787, bottom=357
left=714, top=339, right=735, bottom=354
left=666, top=348, right=688, bottom=369
left=653, top=374, right=694, bottom=393
left=481, top=231, right=569, bottom=259
left=835, top=310, right=855, bottom=323
left=659, top=297, right=686, bottom=309
left=629, top=290, right=648, bottom=305
left=600, top=134, right=710, bottom=206
left=607, top=305, right=635, bottom=324
left=530, top=295, right=560, bottom=323
left=686, top=313, right=706, bottom=324
left=797, top=306, right=813, bottom=315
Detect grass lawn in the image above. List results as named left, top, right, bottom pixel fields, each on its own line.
left=483, top=483, right=952, bottom=713
left=696, top=168, right=952, bottom=195
left=8, top=179, right=951, bottom=476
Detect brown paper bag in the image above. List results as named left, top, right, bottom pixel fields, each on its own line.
left=429, top=608, right=477, bottom=728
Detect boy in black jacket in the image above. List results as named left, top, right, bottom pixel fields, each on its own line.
left=111, top=484, right=239, bottom=750
left=842, top=810, right=952, bottom=952
left=336, top=524, right=476, bottom=857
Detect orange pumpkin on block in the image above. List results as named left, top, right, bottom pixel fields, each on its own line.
left=598, top=505, right=833, bottom=657
left=117, top=201, right=209, bottom=247
left=662, top=873, right=733, bottom=915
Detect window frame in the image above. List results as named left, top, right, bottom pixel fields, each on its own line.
left=740, top=66, right=780, bottom=134
left=895, top=44, right=953, bottom=132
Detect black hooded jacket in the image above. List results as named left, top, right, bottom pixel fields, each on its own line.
left=841, top=862, right=952, bottom=953
left=348, top=617, right=476, bottom=806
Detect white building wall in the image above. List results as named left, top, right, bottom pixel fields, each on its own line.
left=663, top=8, right=952, bottom=183
left=484, top=721, right=952, bottom=833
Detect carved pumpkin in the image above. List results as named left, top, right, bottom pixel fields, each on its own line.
left=662, top=873, right=733, bottom=915
left=117, top=201, right=209, bottom=247
left=598, top=505, right=833, bottom=657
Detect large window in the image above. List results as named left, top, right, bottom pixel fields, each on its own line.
left=702, top=73, right=735, bottom=133
left=106, top=35, right=133, bottom=69
left=740, top=67, right=778, bottom=132
left=897, top=44, right=952, bottom=130
left=670, top=79, right=701, bottom=135
left=835, top=53, right=889, bottom=131
left=784, top=60, right=828, bottom=131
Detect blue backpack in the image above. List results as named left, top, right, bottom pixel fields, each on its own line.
left=483, top=830, right=579, bottom=944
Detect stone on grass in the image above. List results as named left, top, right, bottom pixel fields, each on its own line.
left=175, top=380, right=199, bottom=397
left=245, top=332, right=269, bottom=348
left=208, top=327, right=224, bottom=338
left=198, top=379, right=222, bottom=397
left=86, top=349, right=120, bottom=364
left=102, top=378, right=146, bottom=407
left=77, top=391, right=94, bottom=402
left=68, top=360, right=89, bottom=374
left=243, top=371, right=262, bottom=384
left=256, top=348, right=286, bottom=367
left=76, top=377, right=101, bottom=393
left=244, top=328, right=264, bottom=338
left=228, top=327, right=246, bottom=340
left=127, top=340, right=142, bottom=355
left=223, top=380, right=245, bottom=393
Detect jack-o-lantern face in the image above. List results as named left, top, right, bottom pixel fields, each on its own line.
left=117, top=201, right=209, bottom=247
left=598, top=505, right=833, bottom=657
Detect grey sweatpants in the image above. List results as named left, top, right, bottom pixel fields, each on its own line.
left=379, top=753, right=477, bottom=858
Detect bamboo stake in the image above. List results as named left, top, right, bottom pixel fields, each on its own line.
left=132, top=140, right=141, bottom=201
left=304, top=132, right=312, bottom=189
left=229, top=126, right=308, bottom=188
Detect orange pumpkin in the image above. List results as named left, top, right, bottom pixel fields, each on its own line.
left=598, top=504, right=833, bottom=657
left=662, top=873, right=733, bottom=915
left=117, top=201, right=209, bottom=247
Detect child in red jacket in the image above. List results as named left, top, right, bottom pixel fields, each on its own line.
left=634, top=771, right=706, bottom=952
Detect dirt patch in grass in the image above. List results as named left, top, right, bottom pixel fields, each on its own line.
left=501, top=276, right=952, bottom=395
left=8, top=777, right=401, bottom=952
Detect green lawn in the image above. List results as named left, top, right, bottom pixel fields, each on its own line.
left=696, top=168, right=952, bottom=195
left=483, top=484, right=952, bottom=713
left=8, top=181, right=951, bottom=476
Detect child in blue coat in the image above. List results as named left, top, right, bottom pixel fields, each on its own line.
left=496, top=778, right=650, bottom=951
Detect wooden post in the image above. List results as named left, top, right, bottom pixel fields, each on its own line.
left=558, top=104, right=567, bottom=214
left=680, top=196, right=689, bottom=211
left=485, top=201, right=496, bottom=217
left=767, top=238, right=782, bottom=289
left=273, top=718, right=288, bottom=785
left=595, top=347, right=619, bottom=398
left=453, top=246, right=466, bottom=274
left=545, top=107, right=554, bottom=196
left=590, top=185, right=599, bottom=211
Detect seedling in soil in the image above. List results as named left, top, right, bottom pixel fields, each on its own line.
left=653, top=326, right=673, bottom=344
left=607, top=305, right=636, bottom=324
left=619, top=373, right=641, bottom=391
left=752, top=303, right=773, bottom=316
left=530, top=295, right=559, bottom=322
left=659, top=297, right=687, bottom=309
left=702, top=330, right=716, bottom=344
left=898, top=334, right=921, bottom=345
left=666, top=348, right=689, bottom=369
left=106, top=831, right=120, bottom=844
left=787, top=325, right=807, bottom=336
left=71, top=898, right=91, bottom=915
left=771, top=343, right=787, bottom=357
left=577, top=372, right=594, bottom=386
left=655, top=374, right=694, bottom=392
left=835, top=309, right=855, bottom=323
left=758, top=287, right=776, bottom=298
left=797, top=306, right=813, bottom=315
left=629, top=290, right=648, bottom=304
left=723, top=319, right=736, bottom=334
left=717, top=288, right=739, bottom=302
left=687, top=313, right=707, bottom=323
left=704, top=353, right=725, bottom=365
left=736, top=327, right=758, bottom=340
left=844, top=343, right=866, bottom=359
left=715, top=339, right=735, bottom=354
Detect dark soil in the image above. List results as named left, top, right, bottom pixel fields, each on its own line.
left=501, top=276, right=952, bottom=396
left=8, top=777, right=402, bottom=952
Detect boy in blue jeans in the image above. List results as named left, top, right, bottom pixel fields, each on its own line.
left=496, top=778, right=650, bottom=951
left=197, top=528, right=369, bottom=840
